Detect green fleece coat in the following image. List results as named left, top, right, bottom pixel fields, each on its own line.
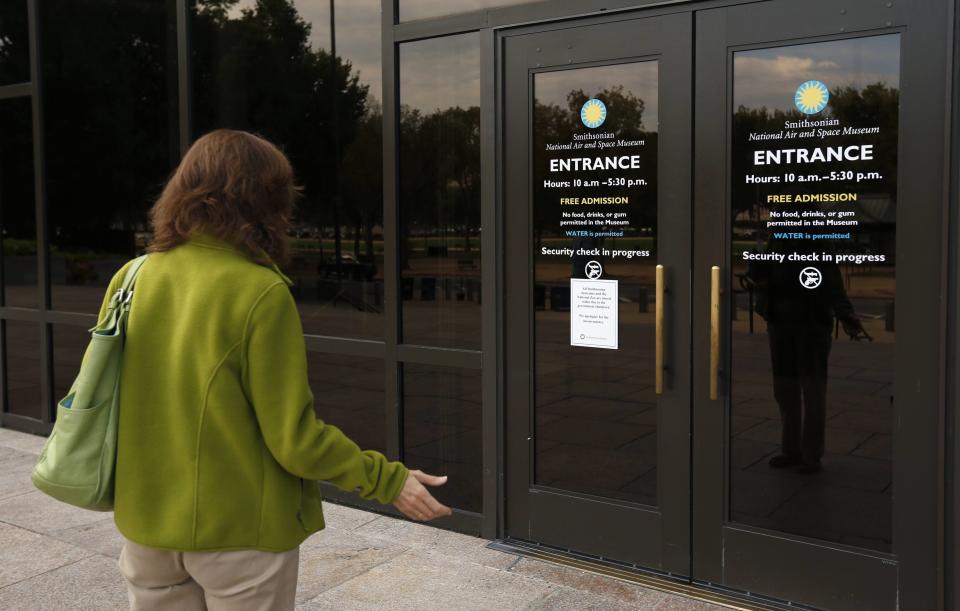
left=103, top=233, right=407, bottom=552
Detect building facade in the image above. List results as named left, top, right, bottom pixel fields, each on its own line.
left=0, top=0, right=958, bottom=608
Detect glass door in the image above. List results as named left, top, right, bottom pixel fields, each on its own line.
left=692, top=1, right=947, bottom=609
left=503, top=13, right=692, bottom=574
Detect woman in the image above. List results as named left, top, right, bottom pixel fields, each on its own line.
left=107, top=129, right=451, bottom=610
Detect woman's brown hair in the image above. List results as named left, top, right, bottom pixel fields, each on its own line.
left=148, top=129, right=299, bottom=265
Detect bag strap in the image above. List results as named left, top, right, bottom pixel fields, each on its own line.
left=121, top=255, right=149, bottom=291
left=114, top=255, right=149, bottom=310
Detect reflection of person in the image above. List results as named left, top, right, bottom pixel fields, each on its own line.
left=746, top=235, right=865, bottom=474
left=111, top=130, right=451, bottom=610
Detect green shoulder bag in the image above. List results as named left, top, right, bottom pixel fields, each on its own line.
left=31, top=255, right=149, bottom=511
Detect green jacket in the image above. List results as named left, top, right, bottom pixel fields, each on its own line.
left=103, top=233, right=407, bottom=552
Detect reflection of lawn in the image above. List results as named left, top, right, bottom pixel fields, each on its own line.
left=292, top=239, right=386, bottom=254
left=292, top=237, right=482, bottom=257
left=4, top=238, right=123, bottom=258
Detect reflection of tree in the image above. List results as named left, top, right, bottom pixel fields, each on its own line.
left=42, top=0, right=178, bottom=256
left=192, top=0, right=372, bottom=268
left=0, top=99, right=35, bottom=249
left=398, top=105, right=481, bottom=268
left=340, top=106, right=383, bottom=259
left=0, top=2, right=30, bottom=84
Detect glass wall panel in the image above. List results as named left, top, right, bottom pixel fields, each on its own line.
left=0, top=0, right=30, bottom=85
left=399, top=34, right=481, bottom=349
left=52, top=324, right=88, bottom=403
left=729, top=35, right=899, bottom=553
left=532, top=62, right=659, bottom=506
left=309, top=353, right=385, bottom=455
left=42, top=0, right=178, bottom=314
left=0, top=97, right=37, bottom=308
left=403, top=364, right=481, bottom=512
left=4, top=320, right=42, bottom=418
left=191, top=0, right=384, bottom=340
left=400, top=0, right=531, bottom=22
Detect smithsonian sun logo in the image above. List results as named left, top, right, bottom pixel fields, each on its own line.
left=580, top=98, right=607, bottom=128
left=794, top=80, right=830, bottom=115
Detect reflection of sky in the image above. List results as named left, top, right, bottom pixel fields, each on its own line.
left=734, top=34, right=900, bottom=111
left=400, top=0, right=529, bottom=22
left=535, top=61, right=659, bottom=129
left=400, top=33, right=481, bottom=112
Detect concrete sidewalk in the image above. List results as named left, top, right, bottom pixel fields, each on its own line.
left=0, top=427, right=731, bottom=610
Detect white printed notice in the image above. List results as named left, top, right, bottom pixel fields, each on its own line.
left=570, top=278, right=619, bottom=349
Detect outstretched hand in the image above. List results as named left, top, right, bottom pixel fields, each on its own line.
left=393, top=469, right=453, bottom=522
left=840, top=316, right=871, bottom=341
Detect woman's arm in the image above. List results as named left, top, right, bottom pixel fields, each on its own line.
left=242, top=282, right=409, bottom=503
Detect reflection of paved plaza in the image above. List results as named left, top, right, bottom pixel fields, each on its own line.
left=730, top=313, right=893, bottom=553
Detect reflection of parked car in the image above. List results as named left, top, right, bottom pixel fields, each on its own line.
left=318, top=253, right=377, bottom=281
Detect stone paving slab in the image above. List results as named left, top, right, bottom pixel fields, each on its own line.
left=0, top=554, right=130, bottom=610
left=300, top=547, right=556, bottom=611
left=296, top=526, right=409, bottom=604
left=0, top=427, right=732, bottom=610
left=0, top=522, right=93, bottom=589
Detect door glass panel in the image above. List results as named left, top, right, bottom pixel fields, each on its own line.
left=0, top=97, right=37, bottom=308
left=398, top=34, right=482, bottom=349
left=729, top=35, right=899, bottom=552
left=400, top=0, right=531, bottom=22
left=0, top=0, right=30, bottom=85
left=192, top=0, right=385, bottom=340
left=403, top=364, right=482, bottom=513
left=4, top=320, right=42, bottom=418
left=532, top=62, right=659, bottom=505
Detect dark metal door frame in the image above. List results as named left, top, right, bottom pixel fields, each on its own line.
left=692, top=1, right=951, bottom=609
left=501, top=11, right=693, bottom=575
left=497, top=0, right=952, bottom=608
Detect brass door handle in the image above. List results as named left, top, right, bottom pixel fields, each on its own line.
left=655, top=264, right=665, bottom=395
left=710, top=266, right=720, bottom=401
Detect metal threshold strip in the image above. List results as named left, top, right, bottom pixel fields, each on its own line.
left=487, top=539, right=803, bottom=611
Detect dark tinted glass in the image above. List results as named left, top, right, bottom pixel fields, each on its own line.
left=4, top=320, right=42, bottom=418
left=403, top=364, right=481, bottom=512
left=0, top=97, right=37, bottom=308
left=52, top=324, right=89, bottom=403
left=191, top=0, right=384, bottom=340
left=42, top=0, right=178, bottom=314
left=0, top=1, right=30, bottom=85
left=309, top=353, right=385, bottom=455
left=729, top=35, right=899, bottom=553
left=400, top=0, right=531, bottom=22
left=399, top=34, right=481, bottom=349
left=531, top=62, right=659, bottom=505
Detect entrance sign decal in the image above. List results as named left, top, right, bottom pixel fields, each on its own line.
left=580, top=98, right=607, bottom=128
left=533, top=62, right=657, bottom=353
left=570, top=278, right=619, bottom=349
left=794, top=80, right=830, bottom=115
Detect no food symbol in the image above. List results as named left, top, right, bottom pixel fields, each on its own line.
left=585, top=261, right=603, bottom=279
left=800, top=267, right=822, bottom=289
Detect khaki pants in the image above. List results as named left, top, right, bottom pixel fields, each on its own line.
left=118, top=539, right=299, bottom=611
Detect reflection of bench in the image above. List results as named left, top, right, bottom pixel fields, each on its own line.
left=457, top=258, right=478, bottom=271
left=322, top=280, right=382, bottom=313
